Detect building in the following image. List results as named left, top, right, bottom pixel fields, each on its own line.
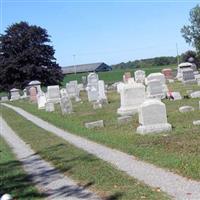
left=62, top=62, right=112, bottom=74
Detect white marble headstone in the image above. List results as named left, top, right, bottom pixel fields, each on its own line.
left=66, top=81, right=80, bottom=99
left=146, top=80, right=166, bottom=99
left=117, top=82, right=145, bottom=116
left=134, top=70, right=145, bottom=83
left=182, top=68, right=196, bottom=84
left=45, top=102, right=55, bottom=112
left=46, top=85, right=61, bottom=103
left=10, top=88, right=20, bottom=101
left=137, top=99, right=172, bottom=134
left=86, top=73, right=99, bottom=102
left=37, top=94, right=47, bottom=109
left=146, top=73, right=166, bottom=85
left=60, top=96, right=73, bottom=115
left=98, top=80, right=107, bottom=103
left=171, top=92, right=182, bottom=100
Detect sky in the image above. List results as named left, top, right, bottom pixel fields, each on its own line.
left=0, top=0, right=199, bottom=66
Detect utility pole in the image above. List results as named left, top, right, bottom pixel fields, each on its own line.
left=73, top=54, right=76, bottom=74
left=176, top=43, right=180, bottom=66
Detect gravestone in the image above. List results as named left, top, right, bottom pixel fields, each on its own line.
left=78, top=83, right=84, bottom=91
left=60, top=96, right=73, bottom=115
left=46, top=85, right=61, bottom=103
left=29, top=87, right=37, bottom=102
left=1, top=96, right=8, bottom=102
left=82, top=76, right=87, bottom=88
left=193, top=120, right=200, bottom=125
left=60, top=88, right=68, bottom=97
left=190, top=91, right=200, bottom=98
left=117, top=116, right=132, bottom=124
left=28, top=80, right=42, bottom=94
left=85, top=120, right=104, bottom=129
left=134, top=70, right=145, bottom=83
left=176, top=62, right=198, bottom=81
left=86, top=73, right=99, bottom=102
left=20, top=89, right=28, bottom=99
left=171, top=92, right=182, bottom=100
left=117, top=82, right=145, bottom=116
left=10, top=88, right=20, bottom=101
left=182, top=68, right=196, bottom=84
left=146, top=80, right=166, bottom=99
left=162, top=68, right=173, bottom=79
left=137, top=99, right=172, bottom=134
left=179, top=106, right=194, bottom=113
left=45, top=102, right=55, bottom=112
left=146, top=73, right=166, bottom=85
left=123, top=72, right=132, bottom=83
left=37, top=94, right=46, bottom=109
left=66, top=81, right=80, bottom=100
left=98, top=80, right=107, bottom=103
left=194, top=74, right=200, bottom=81
left=93, top=101, right=102, bottom=109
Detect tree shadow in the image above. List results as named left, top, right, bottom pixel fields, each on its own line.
left=105, top=192, right=124, bottom=200
left=0, top=160, right=46, bottom=199
left=1, top=143, right=125, bottom=199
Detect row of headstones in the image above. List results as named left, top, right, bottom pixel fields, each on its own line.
left=1, top=81, right=43, bottom=102
left=128, top=67, right=200, bottom=85
left=38, top=73, right=108, bottom=114
left=116, top=69, right=200, bottom=133
left=85, top=98, right=172, bottom=134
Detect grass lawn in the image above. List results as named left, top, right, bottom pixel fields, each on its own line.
left=0, top=137, right=43, bottom=199
left=1, top=106, right=169, bottom=200
left=62, top=65, right=176, bottom=85
left=7, top=80, right=200, bottom=181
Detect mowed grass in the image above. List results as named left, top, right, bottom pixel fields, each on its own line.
left=62, top=65, right=176, bottom=85
left=1, top=106, right=169, bottom=200
left=9, top=80, right=200, bottom=181
left=0, top=137, right=43, bottom=199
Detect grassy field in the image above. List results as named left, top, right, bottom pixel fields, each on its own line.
left=8, top=80, right=200, bottom=181
left=1, top=106, right=169, bottom=200
left=62, top=65, right=176, bottom=85
left=0, top=137, right=43, bottom=199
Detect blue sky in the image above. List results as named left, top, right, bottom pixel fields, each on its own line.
left=1, top=0, right=199, bottom=66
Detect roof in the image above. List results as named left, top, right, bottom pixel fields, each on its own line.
left=62, top=62, right=106, bottom=74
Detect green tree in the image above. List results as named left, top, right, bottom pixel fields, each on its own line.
left=181, top=5, right=200, bottom=53
left=0, top=22, right=63, bottom=91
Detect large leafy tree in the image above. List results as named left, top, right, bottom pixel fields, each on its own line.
left=0, top=21, right=63, bottom=91
left=181, top=5, right=200, bottom=53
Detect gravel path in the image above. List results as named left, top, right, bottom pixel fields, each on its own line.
left=2, top=103, right=200, bottom=200
left=0, top=116, right=101, bottom=200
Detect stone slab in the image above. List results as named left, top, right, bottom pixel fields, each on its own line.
left=85, top=120, right=104, bottom=129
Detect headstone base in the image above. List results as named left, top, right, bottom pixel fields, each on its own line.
left=117, top=116, right=132, bottom=124
left=117, top=106, right=138, bottom=116
left=137, top=123, right=172, bottom=134
left=182, top=79, right=196, bottom=84
left=147, top=93, right=165, bottom=99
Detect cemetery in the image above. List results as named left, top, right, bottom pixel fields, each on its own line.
left=1, top=67, right=200, bottom=181
left=1, top=63, right=200, bottom=200
left=1, top=3, right=200, bottom=200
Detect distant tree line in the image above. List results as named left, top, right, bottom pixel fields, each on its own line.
left=111, top=56, right=178, bottom=69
